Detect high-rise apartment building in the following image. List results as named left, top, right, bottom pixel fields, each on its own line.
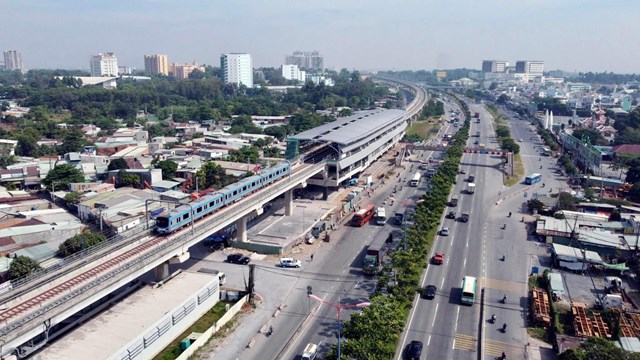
left=285, top=51, right=323, bottom=71
left=481, top=60, right=509, bottom=73
left=3, top=50, right=24, bottom=72
left=90, top=52, right=119, bottom=77
left=220, top=53, right=253, bottom=88
left=144, top=54, right=169, bottom=76
left=281, top=64, right=306, bottom=83
left=515, top=60, right=544, bottom=76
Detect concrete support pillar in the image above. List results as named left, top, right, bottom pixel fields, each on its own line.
left=236, top=216, right=248, bottom=243
left=154, top=261, right=169, bottom=282
left=323, top=187, right=328, bottom=201
left=284, top=189, right=293, bottom=216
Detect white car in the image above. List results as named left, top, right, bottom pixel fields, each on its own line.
left=440, top=227, right=450, bottom=236
left=279, top=258, right=302, bottom=268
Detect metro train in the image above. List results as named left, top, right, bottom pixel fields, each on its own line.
left=155, top=162, right=291, bottom=234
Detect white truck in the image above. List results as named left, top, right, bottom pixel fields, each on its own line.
left=302, top=343, right=318, bottom=360
left=467, top=183, right=476, bottom=194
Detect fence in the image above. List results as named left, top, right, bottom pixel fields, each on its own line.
left=175, top=294, right=249, bottom=360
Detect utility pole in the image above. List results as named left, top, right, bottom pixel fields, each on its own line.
left=248, top=264, right=255, bottom=304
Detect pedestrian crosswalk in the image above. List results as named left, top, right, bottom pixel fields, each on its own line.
left=482, top=277, right=527, bottom=294
left=453, top=333, right=476, bottom=352
left=485, top=338, right=524, bottom=358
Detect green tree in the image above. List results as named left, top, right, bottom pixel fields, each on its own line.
left=196, top=161, right=234, bottom=189
left=557, top=192, right=576, bottom=211
left=610, top=153, right=636, bottom=179
left=338, top=108, right=353, bottom=117
left=120, top=171, right=141, bottom=188
left=527, top=199, right=545, bottom=213
left=7, top=256, right=42, bottom=280
left=155, top=160, right=178, bottom=180
left=108, top=158, right=129, bottom=171
left=57, top=232, right=107, bottom=257
left=0, top=154, right=17, bottom=168
left=57, top=129, right=90, bottom=154
left=572, top=128, right=603, bottom=146
left=626, top=159, right=640, bottom=183
left=228, top=146, right=260, bottom=164
left=629, top=182, right=640, bottom=203
left=42, top=164, right=84, bottom=190
left=500, top=138, right=520, bottom=154
left=495, top=125, right=510, bottom=138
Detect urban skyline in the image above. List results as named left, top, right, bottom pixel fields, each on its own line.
left=1, top=0, right=639, bottom=73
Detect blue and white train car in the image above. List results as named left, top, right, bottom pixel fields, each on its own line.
left=155, top=162, right=291, bottom=234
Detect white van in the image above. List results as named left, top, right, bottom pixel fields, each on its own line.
left=302, top=343, right=318, bottom=360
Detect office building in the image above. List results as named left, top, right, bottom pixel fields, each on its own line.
left=481, top=60, right=508, bottom=73
left=3, top=50, right=24, bottom=72
left=169, top=63, right=205, bottom=79
left=144, top=54, right=169, bottom=76
left=281, top=64, right=306, bottom=82
left=515, top=60, right=544, bottom=76
left=285, top=51, right=323, bottom=71
left=220, top=53, right=253, bottom=88
left=90, top=52, right=119, bottom=77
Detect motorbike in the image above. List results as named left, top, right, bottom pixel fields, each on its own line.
left=508, top=212, right=512, bottom=217
left=501, top=224, right=506, bottom=230
left=502, top=323, right=507, bottom=333
left=491, top=314, right=496, bottom=323
left=502, top=295, right=507, bottom=304
left=501, top=254, right=506, bottom=261
left=266, top=325, right=273, bottom=336
left=502, top=352, right=506, bottom=359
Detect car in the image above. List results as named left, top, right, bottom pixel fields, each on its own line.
left=227, top=253, right=251, bottom=265
left=459, top=169, right=467, bottom=174
left=467, top=175, right=475, bottom=182
left=519, top=138, right=524, bottom=142
left=445, top=211, right=456, bottom=219
left=432, top=252, right=444, bottom=265
left=406, top=340, right=423, bottom=359
left=440, top=227, right=449, bottom=236
left=279, top=258, right=302, bottom=268
left=422, top=285, right=437, bottom=299
left=474, top=140, right=479, bottom=145
left=460, top=212, right=470, bottom=222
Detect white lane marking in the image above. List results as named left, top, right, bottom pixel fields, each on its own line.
left=427, top=335, right=431, bottom=346
left=440, top=277, right=445, bottom=288
left=463, top=257, right=467, bottom=268
left=454, top=307, right=460, bottom=331
left=432, top=303, right=439, bottom=327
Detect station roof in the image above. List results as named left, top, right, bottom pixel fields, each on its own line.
left=290, top=109, right=405, bottom=146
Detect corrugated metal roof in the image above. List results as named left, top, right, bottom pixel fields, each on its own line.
left=290, top=109, right=406, bottom=145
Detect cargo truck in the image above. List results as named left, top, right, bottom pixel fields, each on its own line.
left=363, top=236, right=387, bottom=275
left=474, top=112, right=480, bottom=118
left=467, top=183, right=476, bottom=194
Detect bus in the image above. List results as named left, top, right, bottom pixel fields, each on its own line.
left=410, top=173, right=421, bottom=187
left=375, top=207, right=386, bottom=225
left=525, top=173, right=542, bottom=185
left=460, top=276, right=477, bottom=305
left=352, top=204, right=376, bottom=227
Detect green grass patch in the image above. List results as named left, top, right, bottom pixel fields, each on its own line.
left=505, top=153, right=525, bottom=186
left=153, top=300, right=234, bottom=360
left=406, top=121, right=437, bottom=140
left=527, top=327, right=548, bottom=341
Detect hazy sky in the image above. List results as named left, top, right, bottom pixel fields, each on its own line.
left=2, top=0, right=639, bottom=73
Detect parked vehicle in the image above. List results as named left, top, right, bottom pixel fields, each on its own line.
left=393, top=212, right=404, bottom=225
left=279, top=258, right=302, bottom=268
left=301, top=343, right=318, bottom=360
left=226, top=253, right=250, bottom=265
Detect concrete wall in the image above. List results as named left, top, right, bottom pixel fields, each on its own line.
left=176, top=294, right=249, bottom=360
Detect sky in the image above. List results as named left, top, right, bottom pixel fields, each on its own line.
left=2, top=0, right=639, bottom=73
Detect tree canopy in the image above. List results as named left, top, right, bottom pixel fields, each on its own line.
left=58, top=232, right=107, bottom=257
left=7, top=256, right=42, bottom=280
left=42, top=163, right=85, bottom=190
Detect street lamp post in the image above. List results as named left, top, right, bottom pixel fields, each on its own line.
left=308, top=294, right=370, bottom=360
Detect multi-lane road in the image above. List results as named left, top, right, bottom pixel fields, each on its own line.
left=395, top=100, right=551, bottom=359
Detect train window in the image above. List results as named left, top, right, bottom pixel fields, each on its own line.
left=182, top=213, right=188, bottom=221
left=197, top=207, right=202, bottom=213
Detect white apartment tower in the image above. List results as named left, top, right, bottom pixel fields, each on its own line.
left=515, top=60, right=544, bottom=76
left=220, top=53, right=253, bottom=88
left=144, top=54, right=169, bottom=76
left=281, top=64, right=306, bottom=82
left=90, top=52, right=119, bottom=77
left=3, top=50, right=23, bottom=72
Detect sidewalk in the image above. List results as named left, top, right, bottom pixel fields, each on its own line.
left=525, top=336, right=555, bottom=360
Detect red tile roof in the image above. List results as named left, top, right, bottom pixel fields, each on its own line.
left=613, top=144, right=640, bottom=155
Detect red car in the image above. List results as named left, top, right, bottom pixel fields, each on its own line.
left=432, top=252, right=444, bottom=265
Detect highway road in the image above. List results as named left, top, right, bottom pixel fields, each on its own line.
left=395, top=100, right=548, bottom=359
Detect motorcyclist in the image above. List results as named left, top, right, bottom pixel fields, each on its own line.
left=508, top=212, right=512, bottom=217
left=491, top=314, right=496, bottom=323
left=502, top=323, right=507, bottom=332
left=268, top=325, right=273, bottom=335
left=503, top=295, right=507, bottom=303
left=502, top=351, right=506, bottom=359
